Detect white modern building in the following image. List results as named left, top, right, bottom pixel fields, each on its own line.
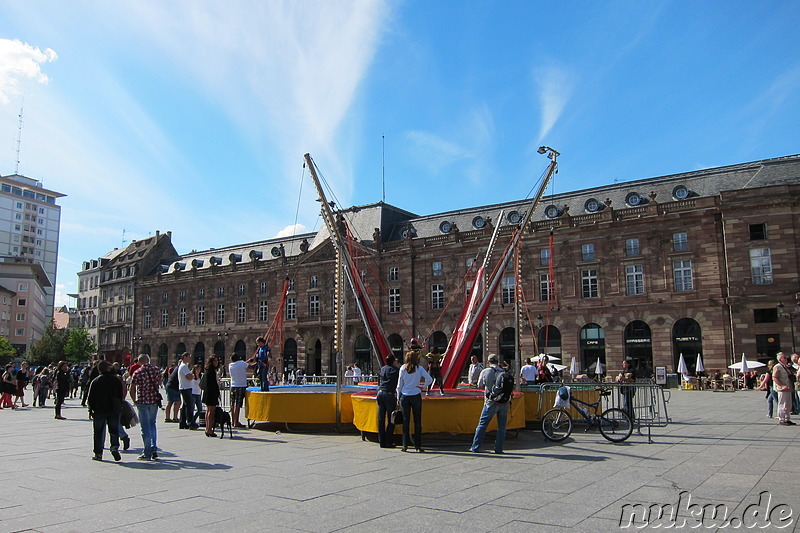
left=75, top=247, right=125, bottom=346
left=0, top=173, right=65, bottom=324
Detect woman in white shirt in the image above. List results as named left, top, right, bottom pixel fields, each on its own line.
left=396, top=351, right=432, bottom=452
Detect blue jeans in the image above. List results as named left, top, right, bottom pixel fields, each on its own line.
left=376, top=391, right=397, bottom=447
left=92, top=412, right=120, bottom=456
left=471, top=400, right=509, bottom=453
left=400, top=393, right=422, bottom=449
left=767, top=389, right=778, bottom=418
left=136, top=403, right=158, bottom=457
left=259, top=364, right=270, bottom=391
left=192, top=394, right=204, bottom=424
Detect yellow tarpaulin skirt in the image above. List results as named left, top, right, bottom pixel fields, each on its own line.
left=245, top=390, right=355, bottom=424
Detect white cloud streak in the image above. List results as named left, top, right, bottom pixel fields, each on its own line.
left=534, top=64, right=576, bottom=144
left=0, top=39, right=57, bottom=104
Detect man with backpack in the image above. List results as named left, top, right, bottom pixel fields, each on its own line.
left=470, top=354, right=513, bottom=454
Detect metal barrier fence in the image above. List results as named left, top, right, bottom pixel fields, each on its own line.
left=539, top=382, right=671, bottom=442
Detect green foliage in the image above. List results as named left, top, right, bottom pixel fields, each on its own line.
left=64, top=328, right=97, bottom=364
left=26, top=321, right=70, bottom=366
left=0, top=336, right=18, bottom=365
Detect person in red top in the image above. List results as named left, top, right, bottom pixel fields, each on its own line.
left=130, top=354, right=163, bottom=460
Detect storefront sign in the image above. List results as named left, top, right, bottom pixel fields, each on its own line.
left=655, top=366, right=667, bottom=385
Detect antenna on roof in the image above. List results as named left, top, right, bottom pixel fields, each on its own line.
left=382, top=134, right=385, bottom=203
left=14, top=100, right=24, bottom=175
left=122, top=228, right=128, bottom=248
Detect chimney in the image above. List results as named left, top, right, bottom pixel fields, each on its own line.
left=167, top=231, right=172, bottom=240
left=156, top=230, right=160, bottom=237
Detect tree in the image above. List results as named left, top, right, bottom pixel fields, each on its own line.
left=64, top=328, right=97, bottom=364
left=26, top=321, right=69, bottom=366
left=0, top=336, right=18, bottom=365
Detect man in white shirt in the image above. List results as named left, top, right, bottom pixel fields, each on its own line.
left=468, top=355, right=484, bottom=386
left=228, top=354, right=249, bottom=428
left=177, top=353, right=197, bottom=430
left=352, top=363, right=362, bottom=384
left=520, top=358, right=538, bottom=384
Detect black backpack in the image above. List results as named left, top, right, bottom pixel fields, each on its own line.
left=487, top=368, right=514, bottom=404
left=166, top=368, right=180, bottom=390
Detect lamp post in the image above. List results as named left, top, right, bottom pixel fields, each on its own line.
left=777, top=301, right=800, bottom=353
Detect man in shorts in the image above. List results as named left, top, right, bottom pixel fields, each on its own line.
left=228, top=353, right=249, bottom=428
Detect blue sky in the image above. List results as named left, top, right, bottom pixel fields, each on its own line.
left=0, top=1, right=798, bottom=307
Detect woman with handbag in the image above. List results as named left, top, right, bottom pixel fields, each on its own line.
left=396, top=351, right=432, bottom=452
left=201, top=356, right=221, bottom=437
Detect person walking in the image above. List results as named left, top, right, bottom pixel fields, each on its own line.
left=396, top=351, right=432, bottom=453
left=773, top=352, right=796, bottom=426
left=470, top=354, right=511, bottom=454
left=13, top=361, right=30, bottom=407
left=54, top=361, right=71, bottom=419
left=228, top=353, right=249, bottom=428
left=129, top=354, right=162, bottom=461
left=86, top=360, right=123, bottom=461
left=376, top=354, right=400, bottom=448
left=202, top=356, right=221, bottom=437
left=1, top=364, right=16, bottom=409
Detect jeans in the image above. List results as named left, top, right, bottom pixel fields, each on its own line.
left=192, top=394, right=204, bottom=424
left=400, top=393, right=422, bottom=449
left=376, top=391, right=397, bottom=447
left=470, top=400, right=509, bottom=453
left=179, top=388, right=195, bottom=427
left=259, top=364, right=270, bottom=391
left=136, top=403, right=158, bottom=457
left=767, top=389, right=778, bottom=417
left=92, top=412, right=120, bottom=456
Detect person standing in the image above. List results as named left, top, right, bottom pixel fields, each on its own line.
left=616, top=359, right=637, bottom=421
left=14, top=361, right=30, bottom=407
left=773, top=352, right=796, bottom=426
left=376, top=354, right=400, bottom=448
left=520, top=358, right=537, bottom=385
left=163, top=362, right=181, bottom=423
left=177, top=353, right=197, bottom=430
left=352, top=363, right=362, bottom=384
left=228, top=353, right=249, bottom=428
left=468, top=355, right=484, bottom=387
left=252, top=337, right=271, bottom=392
left=35, top=368, right=51, bottom=407
left=426, top=348, right=444, bottom=395
left=202, top=356, right=221, bottom=437
left=54, top=361, right=71, bottom=420
left=1, top=364, right=16, bottom=409
left=86, top=360, right=123, bottom=462
left=396, top=351, right=432, bottom=453
left=130, top=354, right=162, bottom=461
left=470, top=354, right=510, bottom=454
left=756, top=360, right=778, bottom=418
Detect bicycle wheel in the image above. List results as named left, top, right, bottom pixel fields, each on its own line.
left=541, top=408, right=572, bottom=442
left=598, top=408, right=633, bottom=442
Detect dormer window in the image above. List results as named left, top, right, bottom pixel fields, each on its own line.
left=585, top=198, right=603, bottom=213
left=507, top=211, right=523, bottom=224
left=625, top=192, right=644, bottom=207
left=672, top=185, right=691, bottom=200
left=439, top=221, right=452, bottom=234
left=472, top=216, right=486, bottom=229
left=544, top=205, right=562, bottom=219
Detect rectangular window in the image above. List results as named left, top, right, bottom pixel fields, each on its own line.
left=625, top=264, right=645, bottom=295
left=197, top=305, right=205, bottom=325
left=750, top=248, right=773, bottom=285
left=581, top=269, right=598, bottom=298
left=502, top=276, right=515, bottom=305
left=218, top=287, right=225, bottom=298
left=540, top=249, right=550, bottom=267
left=540, top=274, right=556, bottom=302
left=466, top=257, right=476, bottom=272
left=309, top=295, right=320, bottom=316
left=117, top=308, right=124, bottom=322
left=144, top=310, right=151, bottom=329
left=238, top=284, right=246, bottom=297
left=259, top=300, right=269, bottom=322
left=288, top=279, right=295, bottom=291
left=673, top=232, right=689, bottom=251
left=126, top=307, right=132, bottom=321
left=216, top=304, right=225, bottom=324
left=17, top=298, right=26, bottom=306
left=673, top=260, right=694, bottom=291
left=161, top=309, right=168, bottom=328
left=310, top=275, right=318, bottom=289
left=178, top=307, right=186, bottom=326
left=754, top=308, right=779, bottom=324
left=162, top=292, right=169, bottom=304
left=432, top=261, right=443, bottom=277
left=581, top=244, right=595, bottom=262
left=260, top=282, right=268, bottom=295
left=237, top=302, right=246, bottom=323
left=286, top=297, right=296, bottom=320
left=179, top=290, right=186, bottom=303
left=15, top=328, right=24, bottom=337
left=389, top=288, right=400, bottom=313
left=144, top=294, right=150, bottom=306
left=749, top=223, right=767, bottom=240
left=431, top=284, right=444, bottom=310
left=198, top=288, right=205, bottom=300
left=625, top=238, right=640, bottom=257
left=15, top=313, right=25, bottom=321
left=17, top=282, right=28, bottom=292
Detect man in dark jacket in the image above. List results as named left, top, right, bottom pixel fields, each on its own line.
left=376, top=354, right=400, bottom=448
left=87, top=360, right=124, bottom=461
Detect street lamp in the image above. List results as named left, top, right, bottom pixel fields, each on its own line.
left=777, top=301, right=800, bottom=353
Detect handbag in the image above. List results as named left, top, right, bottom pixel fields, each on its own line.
left=390, top=403, right=404, bottom=425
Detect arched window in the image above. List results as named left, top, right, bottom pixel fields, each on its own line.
left=214, top=341, right=225, bottom=368
left=307, top=339, right=322, bottom=376
left=193, top=342, right=205, bottom=366
left=175, top=342, right=186, bottom=356
left=428, top=331, right=448, bottom=353
left=141, top=344, right=151, bottom=356
left=537, top=325, right=562, bottom=358
left=158, top=343, right=168, bottom=369
left=499, top=327, right=516, bottom=361
left=672, top=318, right=702, bottom=375
left=579, top=323, right=605, bottom=375
left=234, top=340, right=247, bottom=359
left=388, top=333, right=404, bottom=359
left=353, top=335, right=372, bottom=375
left=284, top=338, right=298, bottom=372
left=624, top=320, right=653, bottom=377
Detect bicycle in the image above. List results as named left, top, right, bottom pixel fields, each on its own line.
left=541, top=387, right=633, bottom=443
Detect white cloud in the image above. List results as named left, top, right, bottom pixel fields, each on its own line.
left=533, top=64, right=575, bottom=144
left=405, top=131, right=472, bottom=174
left=0, top=39, right=57, bottom=104
left=275, top=224, right=308, bottom=238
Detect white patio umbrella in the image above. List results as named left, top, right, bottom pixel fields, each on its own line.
left=590, top=357, right=604, bottom=375
left=548, top=363, right=568, bottom=372
left=695, top=353, right=705, bottom=373
left=569, top=357, right=580, bottom=375
left=677, top=353, right=689, bottom=375
left=728, top=353, right=765, bottom=371
left=532, top=354, right=561, bottom=362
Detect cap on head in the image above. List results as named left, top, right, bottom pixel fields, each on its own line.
left=488, top=354, right=499, bottom=364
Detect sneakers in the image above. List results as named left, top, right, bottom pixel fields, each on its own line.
left=111, top=450, right=122, bottom=461
left=122, top=436, right=130, bottom=450
left=151, top=451, right=158, bottom=460
left=92, top=454, right=102, bottom=461
left=137, top=454, right=151, bottom=461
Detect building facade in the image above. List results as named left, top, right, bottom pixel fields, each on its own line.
left=0, top=256, right=51, bottom=353
left=131, top=155, right=800, bottom=378
left=74, top=248, right=125, bottom=347
left=0, top=174, right=65, bottom=322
